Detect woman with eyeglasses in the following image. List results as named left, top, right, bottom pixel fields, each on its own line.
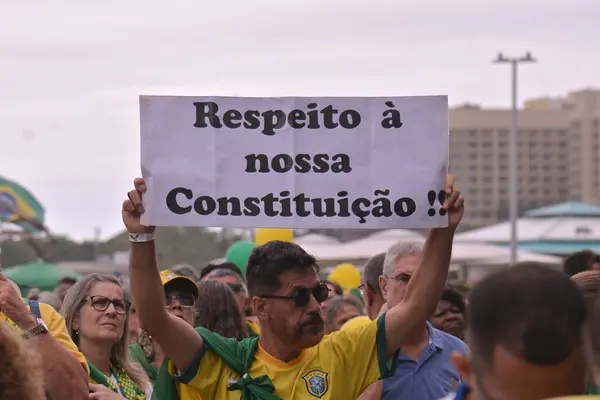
left=61, top=274, right=150, bottom=400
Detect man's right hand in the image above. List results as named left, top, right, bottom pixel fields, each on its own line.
left=122, top=177, right=155, bottom=234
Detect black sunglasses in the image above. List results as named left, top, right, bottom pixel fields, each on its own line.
left=165, top=294, right=196, bottom=308
left=227, top=283, right=244, bottom=293
left=86, top=296, right=130, bottom=315
left=259, top=283, right=330, bottom=307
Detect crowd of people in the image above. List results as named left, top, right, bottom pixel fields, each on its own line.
left=2, top=174, right=600, bottom=399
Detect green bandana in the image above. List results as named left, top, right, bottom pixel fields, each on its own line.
left=129, top=342, right=158, bottom=384
left=153, top=327, right=280, bottom=400
left=88, top=358, right=146, bottom=400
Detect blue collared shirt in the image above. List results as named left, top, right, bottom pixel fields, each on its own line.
left=382, top=323, right=468, bottom=400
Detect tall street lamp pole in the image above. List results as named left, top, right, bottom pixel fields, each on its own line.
left=493, top=52, right=536, bottom=266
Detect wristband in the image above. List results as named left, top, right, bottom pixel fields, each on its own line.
left=128, top=232, right=155, bottom=243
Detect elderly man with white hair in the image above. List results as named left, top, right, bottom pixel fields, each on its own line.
left=361, top=242, right=469, bottom=400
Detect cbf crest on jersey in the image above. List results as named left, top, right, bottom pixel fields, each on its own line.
left=302, top=370, right=329, bottom=398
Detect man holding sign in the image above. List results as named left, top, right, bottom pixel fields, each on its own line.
left=123, top=173, right=463, bottom=399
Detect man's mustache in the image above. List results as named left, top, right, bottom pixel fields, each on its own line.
left=301, top=313, right=324, bottom=326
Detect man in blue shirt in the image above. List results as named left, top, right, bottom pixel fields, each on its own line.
left=379, top=242, right=468, bottom=400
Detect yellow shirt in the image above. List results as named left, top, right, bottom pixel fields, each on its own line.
left=247, top=320, right=261, bottom=336
left=171, top=316, right=390, bottom=399
left=1, top=301, right=89, bottom=374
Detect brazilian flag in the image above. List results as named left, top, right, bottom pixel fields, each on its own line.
left=0, top=176, right=45, bottom=232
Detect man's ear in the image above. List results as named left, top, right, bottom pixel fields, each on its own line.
left=251, top=297, right=268, bottom=319
left=378, top=275, right=388, bottom=300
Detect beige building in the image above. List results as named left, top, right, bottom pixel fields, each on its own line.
left=449, top=88, right=600, bottom=226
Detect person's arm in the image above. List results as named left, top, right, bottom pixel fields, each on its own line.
left=125, top=180, right=203, bottom=372
left=0, top=277, right=89, bottom=399
left=384, top=176, right=464, bottom=357
left=25, top=330, right=90, bottom=400
left=357, top=381, right=383, bottom=400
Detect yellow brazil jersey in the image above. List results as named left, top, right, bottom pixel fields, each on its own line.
left=170, top=315, right=391, bottom=399
left=173, top=381, right=203, bottom=400
left=1, top=301, right=89, bottom=374
left=247, top=320, right=261, bottom=336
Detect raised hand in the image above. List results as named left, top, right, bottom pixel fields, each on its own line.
left=442, top=174, right=464, bottom=229
left=121, top=178, right=155, bottom=234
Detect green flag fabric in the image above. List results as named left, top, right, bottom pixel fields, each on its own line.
left=153, top=327, right=280, bottom=400
left=0, top=176, right=45, bottom=232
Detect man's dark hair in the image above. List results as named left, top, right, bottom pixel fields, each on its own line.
left=58, top=276, right=77, bottom=285
left=441, top=286, right=465, bottom=314
left=323, top=280, right=343, bottom=296
left=564, top=250, right=599, bottom=277
left=362, top=253, right=385, bottom=296
left=246, top=241, right=318, bottom=296
left=468, top=263, right=586, bottom=367
left=200, top=262, right=245, bottom=282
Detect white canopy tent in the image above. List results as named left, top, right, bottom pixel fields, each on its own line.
left=297, top=229, right=562, bottom=271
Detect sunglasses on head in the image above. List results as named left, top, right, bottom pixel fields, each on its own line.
left=259, top=282, right=330, bottom=307
left=86, top=296, right=130, bottom=315
left=165, top=294, right=196, bottom=308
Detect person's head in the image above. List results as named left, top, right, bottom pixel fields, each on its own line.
left=0, top=323, right=44, bottom=400
left=37, top=291, right=61, bottom=311
left=454, top=263, right=587, bottom=400
left=54, top=276, right=77, bottom=301
left=564, top=250, right=600, bottom=277
left=170, top=264, right=200, bottom=282
left=324, top=295, right=364, bottom=332
left=430, top=286, right=466, bottom=339
left=27, top=288, right=40, bottom=300
left=60, top=274, right=147, bottom=389
left=160, top=270, right=199, bottom=327
left=200, top=262, right=245, bottom=281
left=320, top=280, right=343, bottom=312
left=202, top=265, right=249, bottom=315
left=195, top=280, right=248, bottom=340
left=379, top=242, right=423, bottom=307
left=571, top=270, right=600, bottom=314
left=247, top=241, right=326, bottom=351
left=362, top=253, right=386, bottom=319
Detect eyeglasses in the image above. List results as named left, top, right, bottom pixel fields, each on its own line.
left=385, top=273, right=411, bottom=283
left=259, top=283, right=330, bottom=307
left=226, top=283, right=244, bottom=293
left=86, top=296, right=130, bottom=315
left=165, top=294, right=196, bottom=308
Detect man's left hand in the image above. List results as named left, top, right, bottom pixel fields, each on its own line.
left=0, top=274, right=37, bottom=330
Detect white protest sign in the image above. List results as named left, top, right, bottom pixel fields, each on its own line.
left=140, top=96, right=449, bottom=229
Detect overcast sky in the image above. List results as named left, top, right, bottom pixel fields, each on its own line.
left=1, top=0, right=598, bottom=241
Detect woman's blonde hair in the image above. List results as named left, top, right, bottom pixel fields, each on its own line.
left=0, top=323, right=44, bottom=400
left=60, top=273, right=148, bottom=390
